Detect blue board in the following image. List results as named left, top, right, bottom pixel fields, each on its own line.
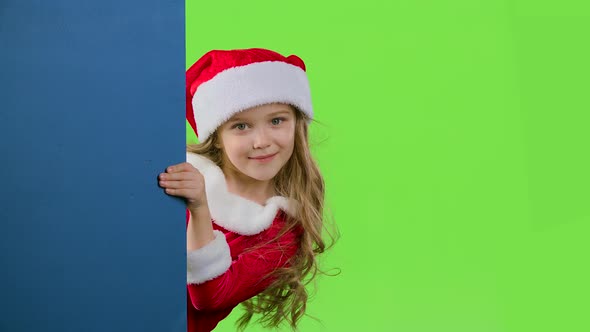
left=0, top=1, right=186, bottom=331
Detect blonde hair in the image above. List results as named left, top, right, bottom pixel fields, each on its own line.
left=187, top=106, right=337, bottom=330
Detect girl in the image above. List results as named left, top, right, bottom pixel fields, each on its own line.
left=159, top=48, right=333, bottom=331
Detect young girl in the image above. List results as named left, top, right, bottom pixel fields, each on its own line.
left=159, top=48, right=331, bottom=331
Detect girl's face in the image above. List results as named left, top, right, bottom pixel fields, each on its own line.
left=217, top=103, right=296, bottom=183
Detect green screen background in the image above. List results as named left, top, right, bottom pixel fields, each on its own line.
left=186, top=1, right=590, bottom=331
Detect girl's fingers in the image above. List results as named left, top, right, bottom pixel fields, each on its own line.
left=166, top=162, right=197, bottom=173
left=159, top=171, right=202, bottom=181
left=159, top=164, right=205, bottom=202
left=163, top=187, right=200, bottom=200
left=159, top=179, right=200, bottom=189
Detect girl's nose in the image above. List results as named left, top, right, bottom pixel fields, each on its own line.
left=253, top=128, right=271, bottom=149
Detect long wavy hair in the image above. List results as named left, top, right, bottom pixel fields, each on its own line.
left=186, top=106, right=337, bottom=330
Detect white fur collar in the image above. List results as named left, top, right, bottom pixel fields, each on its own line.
left=186, top=152, right=296, bottom=236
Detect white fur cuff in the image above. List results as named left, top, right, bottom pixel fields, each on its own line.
left=187, top=230, right=232, bottom=285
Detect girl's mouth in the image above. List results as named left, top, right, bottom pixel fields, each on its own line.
left=249, top=153, right=278, bottom=162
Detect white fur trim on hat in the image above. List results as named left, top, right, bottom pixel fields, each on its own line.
left=192, top=61, right=313, bottom=141
left=186, top=152, right=298, bottom=236
left=186, top=230, right=232, bottom=284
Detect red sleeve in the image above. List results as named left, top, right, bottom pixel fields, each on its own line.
left=186, top=216, right=300, bottom=311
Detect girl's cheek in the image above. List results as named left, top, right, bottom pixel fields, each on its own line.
left=225, top=139, right=249, bottom=154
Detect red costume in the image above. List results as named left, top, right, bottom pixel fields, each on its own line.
left=185, top=153, right=301, bottom=332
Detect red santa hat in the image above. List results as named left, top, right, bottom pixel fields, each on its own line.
left=186, top=48, right=314, bottom=141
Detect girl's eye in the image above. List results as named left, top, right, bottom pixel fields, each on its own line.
left=272, top=117, right=286, bottom=125
left=232, top=123, right=247, bottom=130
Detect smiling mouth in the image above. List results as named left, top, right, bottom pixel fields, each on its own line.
left=249, top=152, right=278, bottom=160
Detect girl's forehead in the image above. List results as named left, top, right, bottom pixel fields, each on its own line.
left=229, top=103, right=294, bottom=120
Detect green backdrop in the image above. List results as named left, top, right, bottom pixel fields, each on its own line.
left=186, top=1, right=590, bottom=331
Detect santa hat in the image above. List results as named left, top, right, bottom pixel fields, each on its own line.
left=186, top=48, right=314, bottom=141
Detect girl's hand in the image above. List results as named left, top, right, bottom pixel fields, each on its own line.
left=158, top=162, right=207, bottom=211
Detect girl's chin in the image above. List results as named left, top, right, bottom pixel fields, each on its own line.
left=242, top=170, right=279, bottom=182
left=248, top=174, right=277, bottom=182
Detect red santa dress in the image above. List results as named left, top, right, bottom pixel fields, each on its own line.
left=185, top=152, right=302, bottom=332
